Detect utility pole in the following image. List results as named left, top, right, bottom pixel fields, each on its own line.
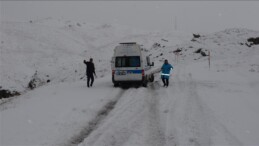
left=174, top=16, right=177, bottom=31
left=174, top=52, right=179, bottom=64
left=208, top=50, right=211, bottom=70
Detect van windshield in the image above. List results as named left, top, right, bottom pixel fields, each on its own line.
left=115, top=56, right=140, bottom=67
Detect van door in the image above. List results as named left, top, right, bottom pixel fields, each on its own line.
left=114, top=56, right=142, bottom=81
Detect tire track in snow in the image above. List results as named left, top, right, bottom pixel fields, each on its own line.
left=162, top=65, right=242, bottom=146
left=164, top=68, right=214, bottom=146
left=181, top=73, right=213, bottom=146
left=66, top=89, right=125, bottom=146
left=160, top=78, right=181, bottom=146
left=185, top=73, right=242, bottom=146
left=146, top=82, right=166, bottom=146
left=78, top=88, right=147, bottom=146
left=189, top=73, right=243, bottom=146
left=77, top=83, right=167, bottom=146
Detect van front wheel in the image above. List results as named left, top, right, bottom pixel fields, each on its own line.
left=149, top=74, right=154, bottom=82
left=142, top=76, right=148, bottom=87
left=142, top=82, right=147, bottom=87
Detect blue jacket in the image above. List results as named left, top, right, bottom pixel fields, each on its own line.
left=161, top=63, right=173, bottom=79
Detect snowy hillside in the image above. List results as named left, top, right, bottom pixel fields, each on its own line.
left=0, top=18, right=190, bottom=95
left=1, top=18, right=259, bottom=146
left=0, top=19, right=134, bottom=92
left=170, top=28, right=259, bottom=77
left=172, top=28, right=259, bottom=61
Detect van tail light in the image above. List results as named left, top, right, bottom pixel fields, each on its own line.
left=142, top=70, right=145, bottom=76
left=112, top=70, right=115, bottom=75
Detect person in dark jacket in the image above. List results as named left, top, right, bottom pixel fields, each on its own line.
left=161, top=59, right=173, bottom=87
left=84, top=58, right=97, bottom=87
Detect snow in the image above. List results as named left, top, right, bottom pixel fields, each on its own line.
left=1, top=76, right=122, bottom=145
left=1, top=18, right=259, bottom=146
left=184, top=61, right=259, bottom=145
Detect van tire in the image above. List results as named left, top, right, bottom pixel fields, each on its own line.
left=142, top=82, right=147, bottom=87
left=113, top=83, right=119, bottom=87
left=142, top=76, right=148, bottom=87
left=149, top=74, right=154, bottom=82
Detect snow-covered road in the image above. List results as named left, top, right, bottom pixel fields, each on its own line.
left=79, top=62, right=255, bottom=146
left=1, top=76, right=125, bottom=146
left=1, top=60, right=259, bottom=146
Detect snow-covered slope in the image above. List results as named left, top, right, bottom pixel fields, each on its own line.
left=175, top=28, right=259, bottom=78
left=169, top=28, right=259, bottom=62
left=0, top=19, right=191, bottom=94
left=1, top=18, right=259, bottom=146
left=0, top=20, right=127, bottom=92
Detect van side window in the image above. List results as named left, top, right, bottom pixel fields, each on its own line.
left=115, top=56, right=140, bottom=67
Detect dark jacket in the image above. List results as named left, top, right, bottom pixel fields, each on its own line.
left=84, top=60, right=96, bottom=76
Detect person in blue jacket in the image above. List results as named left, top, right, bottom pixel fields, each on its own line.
left=161, top=59, right=173, bottom=87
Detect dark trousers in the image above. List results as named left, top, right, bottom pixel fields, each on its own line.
left=162, top=77, right=169, bottom=86
left=87, top=74, right=94, bottom=87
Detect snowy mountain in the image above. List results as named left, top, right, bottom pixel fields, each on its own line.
left=1, top=18, right=259, bottom=146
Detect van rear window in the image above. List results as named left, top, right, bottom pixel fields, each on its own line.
left=115, top=56, right=140, bottom=67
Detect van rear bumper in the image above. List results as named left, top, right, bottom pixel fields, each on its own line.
left=112, top=75, right=145, bottom=84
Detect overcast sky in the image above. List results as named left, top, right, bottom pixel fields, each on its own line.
left=1, top=1, right=259, bottom=33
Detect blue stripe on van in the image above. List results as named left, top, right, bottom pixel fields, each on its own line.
left=127, top=70, right=142, bottom=74
left=115, top=70, right=142, bottom=75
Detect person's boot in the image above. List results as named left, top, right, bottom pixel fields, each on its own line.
left=162, top=78, right=166, bottom=87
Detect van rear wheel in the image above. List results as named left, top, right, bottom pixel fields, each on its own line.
left=113, top=83, right=119, bottom=87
